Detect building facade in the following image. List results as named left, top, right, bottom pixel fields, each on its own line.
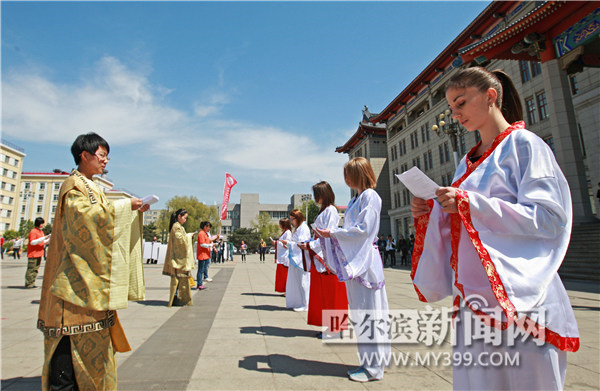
left=18, top=171, right=133, bottom=227
left=220, top=193, right=312, bottom=236
left=337, top=1, right=600, bottom=241
left=0, top=141, right=26, bottom=233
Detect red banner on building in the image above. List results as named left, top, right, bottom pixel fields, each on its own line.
left=220, top=173, right=238, bottom=220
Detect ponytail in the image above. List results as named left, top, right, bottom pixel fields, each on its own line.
left=169, top=208, right=188, bottom=231
left=492, top=69, right=523, bottom=124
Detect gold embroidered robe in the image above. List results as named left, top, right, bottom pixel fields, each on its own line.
left=37, top=170, right=145, bottom=390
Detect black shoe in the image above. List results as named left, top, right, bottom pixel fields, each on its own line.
left=315, top=332, right=323, bottom=339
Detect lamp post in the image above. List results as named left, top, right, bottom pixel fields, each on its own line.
left=431, top=109, right=466, bottom=169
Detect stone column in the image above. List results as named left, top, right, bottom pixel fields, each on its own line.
left=541, top=59, right=593, bottom=222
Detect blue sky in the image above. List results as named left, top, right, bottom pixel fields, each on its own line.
left=2, top=1, right=488, bottom=209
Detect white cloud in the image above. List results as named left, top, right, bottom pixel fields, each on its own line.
left=2, top=56, right=349, bottom=186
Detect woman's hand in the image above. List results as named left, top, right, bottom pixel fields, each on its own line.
left=297, top=242, right=308, bottom=250
left=410, top=196, right=431, bottom=218
left=436, top=187, right=458, bottom=214
left=314, top=228, right=330, bottom=238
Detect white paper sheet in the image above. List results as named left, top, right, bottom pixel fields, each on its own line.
left=141, top=194, right=159, bottom=206
left=396, top=166, right=440, bottom=200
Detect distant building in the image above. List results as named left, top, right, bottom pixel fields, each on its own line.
left=219, top=193, right=312, bottom=236
left=19, top=171, right=133, bottom=226
left=143, top=209, right=164, bottom=226
left=0, top=141, right=26, bottom=234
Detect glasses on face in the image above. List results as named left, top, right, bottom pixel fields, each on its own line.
left=95, top=152, right=110, bottom=161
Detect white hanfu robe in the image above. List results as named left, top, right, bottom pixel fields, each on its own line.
left=308, top=205, right=339, bottom=273
left=411, top=122, right=579, bottom=390
left=328, top=189, right=390, bottom=380
left=286, top=222, right=311, bottom=310
left=276, top=230, right=292, bottom=267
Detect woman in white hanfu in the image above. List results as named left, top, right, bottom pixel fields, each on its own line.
left=273, top=218, right=292, bottom=294
left=315, top=157, right=390, bottom=383
left=281, top=209, right=311, bottom=311
left=410, top=67, right=579, bottom=391
left=298, top=181, right=348, bottom=337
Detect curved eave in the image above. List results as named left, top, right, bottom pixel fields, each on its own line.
left=335, top=124, right=386, bottom=154
left=460, top=1, right=599, bottom=64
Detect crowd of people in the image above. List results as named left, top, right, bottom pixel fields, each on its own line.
left=20, top=66, right=580, bottom=390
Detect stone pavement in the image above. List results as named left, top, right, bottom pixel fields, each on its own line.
left=1, top=254, right=598, bottom=390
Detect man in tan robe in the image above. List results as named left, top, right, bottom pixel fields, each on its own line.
left=38, top=133, right=149, bottom=390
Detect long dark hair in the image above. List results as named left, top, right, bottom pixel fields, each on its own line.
left=169, top=208, right=188, bottom=231
left=312, top=181, right=336, bottom=213
left=445, top=66, right=523, bottom=125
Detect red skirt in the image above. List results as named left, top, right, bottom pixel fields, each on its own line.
left=321, top=273, right=348, bottom=332
left=274, top=264, right=288, bottom=293
left=307, top=265, right=324, bottom=326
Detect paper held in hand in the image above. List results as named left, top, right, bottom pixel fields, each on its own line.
left=396, top=166, right=440, bottom=200
left=141, top=194, right=159, bottom=206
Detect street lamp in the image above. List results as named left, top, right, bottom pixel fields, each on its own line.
left=431, top=109, right=466, bottom=169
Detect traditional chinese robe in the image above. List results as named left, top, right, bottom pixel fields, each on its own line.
left=328, top=189, right=390, bottom=379
left=411, top=122, right=579, bottom=390
left=38, top=170, right=145, bottom=390
left=162, top=221, right=195, bottom=306
left=286, top=222, right=311, bottom=310
left=307, top=205, right=348, bottom=328
left=275, top=229, right=291, bottom=293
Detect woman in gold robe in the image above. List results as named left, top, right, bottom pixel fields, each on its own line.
left=163, top=209, right=195, bottom=306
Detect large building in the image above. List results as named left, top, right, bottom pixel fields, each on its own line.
left=337, top=1, right=599, bottom=240
left=0, top=141, right=26, bottom=233
left=18, top=171, right=134, bottom=226
left=220, top=193, right=312, bottom=235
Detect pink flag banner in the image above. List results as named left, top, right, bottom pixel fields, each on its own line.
left=220, top=173, right=238, bottom=220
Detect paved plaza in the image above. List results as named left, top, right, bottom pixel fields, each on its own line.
left=1, top=253, right=599, bottom=390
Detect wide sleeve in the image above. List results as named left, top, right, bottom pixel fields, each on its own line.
left=456, top=135, right=573, bottom=313
left=410, top=200, right=453, bottom=302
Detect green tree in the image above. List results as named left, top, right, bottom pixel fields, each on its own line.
left=143, top=223, right=159, bottom=242
left=157, top=196, right=221, bottom=241
left=18, top=220, right=34, bottom=238
left=229, top=227, right=260, bottom=252
left=251, top=212, right=280, bottom=242
left=42, top=223, right=53, bottom=235
left=299, top=200, right=321, bottom=227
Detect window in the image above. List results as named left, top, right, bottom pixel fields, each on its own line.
left=38, top=194, right=44, bottom=201
left=543, top=136, right=556, bottom=155
left=444, top=142, right=450, bottom=163
left=520, top=60, right=531, bottom=83
left=439, top=144, right=445, bottom=164
left=37, top=205, right=43, bottom=213
left=53, top=194, right=59, bottom=201
left=423, top=150, right=433, bottom=171
left=412, top=157, right=421, bottom=169
left=526, top=97, right=537, bottom=125
left=536, top=92, right=548, bottom=120
left=421, top=123, right=430, bottom=143
left=24, top=182, right=31, bottom=190
left=39, top=183, right=46, bottom=190
left=459, top=134, right=466, bottom=155
left=22, top=205, right=26, bottom=213
left=531, top=61, right=542, bottom=77
left=569, top=75, right=578, bottom=95
left=54, top=183, right=61, bottom=190
left=400, top=139, right=406, bottom=156
left=52, top=205, right=57, bottom=213
left=474, top=131, right=481, bottom=144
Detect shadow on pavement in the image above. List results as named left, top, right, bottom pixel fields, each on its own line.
left=240, top=326, right=318, bottom=338
left=135, top=300, right=170, bottom=307
left=1, top=376, right=41, bottom=390
left=572, top=305, right=600, bottom=311
left=241, top=292, right=285, bottom=298
left=239, top=354, right=348, bottom=378
left=243, top=304, right=287, bottom=311
left=30, top=300, right=40, bottom=304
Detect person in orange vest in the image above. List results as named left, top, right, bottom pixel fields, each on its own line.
left=25, top=217, right=51, bottom=288
left=196, top=221, right=218, bottom=289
